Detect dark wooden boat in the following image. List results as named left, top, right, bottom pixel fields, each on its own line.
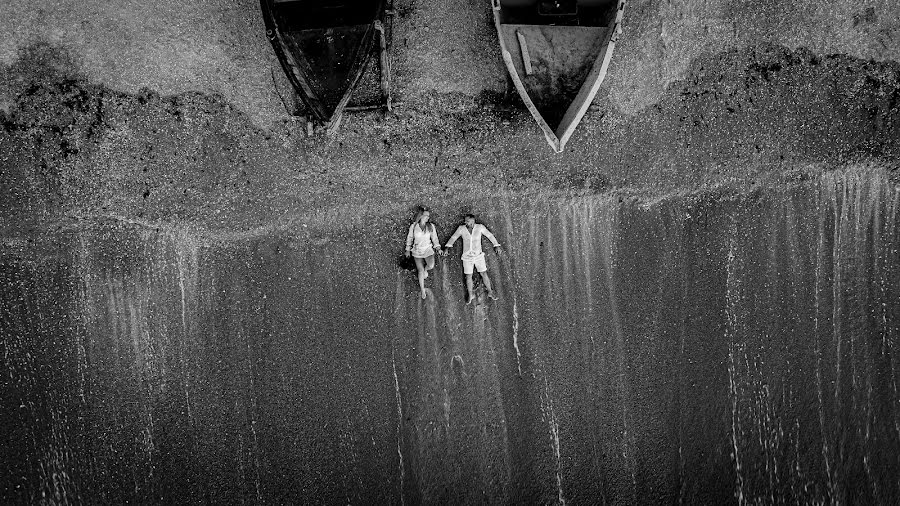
left=261, top=0, right=390, bottom=129
left=492, top=0, right=625, bottom=152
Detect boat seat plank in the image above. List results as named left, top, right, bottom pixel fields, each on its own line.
left=272, top=0, right=380, bottom=30
left=499, top=0, right=538, bottom=6
left=515, top=30, right=534, bottom=75
left=576, top=0, right=616, bottom=6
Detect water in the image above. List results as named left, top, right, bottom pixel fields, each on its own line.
left=2, top=168, right=899, bottom=504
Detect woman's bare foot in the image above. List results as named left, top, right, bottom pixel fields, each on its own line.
left=488, top=291, right=498, bottom=301
left=421, top=290, right=427, bottom=300
left=465, top=294, right=474, bottom=305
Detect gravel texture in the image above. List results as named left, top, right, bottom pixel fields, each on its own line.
left=0, top=0, right=899, bottom=239
left=2, top=0, right=898, bottom=124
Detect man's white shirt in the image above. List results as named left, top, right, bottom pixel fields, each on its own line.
left=447, top=224, right=500, bottom=259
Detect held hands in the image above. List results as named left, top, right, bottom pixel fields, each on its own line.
left=494, top=245, right=502, bottom=256
left=404, top=250, right=410, bottom=258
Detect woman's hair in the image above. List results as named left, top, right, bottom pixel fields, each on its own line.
left=412, top=206, right=435, bottom=230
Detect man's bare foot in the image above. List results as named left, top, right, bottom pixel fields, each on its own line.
left=488, top=291, right=498, bottom=301
left=465, top=295, right=474, bottom=305
left=421, top=290, right=427, bottom=300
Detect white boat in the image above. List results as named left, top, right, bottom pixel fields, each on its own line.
left=492, top=0, right=625, bottom=152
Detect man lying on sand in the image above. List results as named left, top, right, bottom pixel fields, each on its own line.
left=443, top=214, right=502, bottom=304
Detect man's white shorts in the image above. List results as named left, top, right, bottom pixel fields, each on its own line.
left=462, top=253, right=487, bottom=274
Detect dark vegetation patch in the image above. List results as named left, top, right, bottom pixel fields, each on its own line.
left=588, top=44, right=900, bottom=192
left=1, top=41, right=899, bottom=239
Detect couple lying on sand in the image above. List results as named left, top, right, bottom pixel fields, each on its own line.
left=404, top=207, right=502, bottom=302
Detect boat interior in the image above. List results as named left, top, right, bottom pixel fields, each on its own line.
left=496, top=0, right=616, bottom=26
left=271, top=0, right=382, bottom=30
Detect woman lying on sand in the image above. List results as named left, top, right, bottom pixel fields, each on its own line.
left=404, top=206, right=443, bottom=299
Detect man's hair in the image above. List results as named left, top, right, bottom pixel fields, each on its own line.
left=464, top=213, right=476, bottom=220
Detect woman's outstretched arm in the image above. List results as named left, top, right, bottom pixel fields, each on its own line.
left=430, top=224, right=442, bottom=251
left=404, top=223, right=415, bottom=255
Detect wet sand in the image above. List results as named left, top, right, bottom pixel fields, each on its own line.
left=2, top=0, right=900, bottom=503
left=3, top=170, right=900, bottom=503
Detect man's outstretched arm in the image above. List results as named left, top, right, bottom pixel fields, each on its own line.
left=481, top=226, right=501, bottom=249
left=444, top=226, right=463, bottom=249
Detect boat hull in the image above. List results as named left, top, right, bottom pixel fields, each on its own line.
left=261, top=0, right=386, bottom=124
left=492, top=0, right=625, bottom=152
